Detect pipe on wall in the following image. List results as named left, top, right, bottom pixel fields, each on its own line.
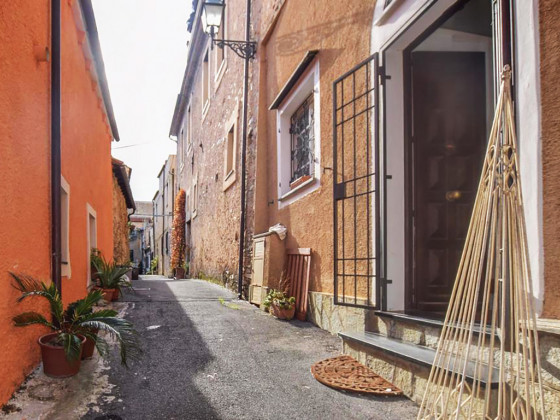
left=237, top=0, right=252, bottom=299
left=51, top=0, right=62, bottom=294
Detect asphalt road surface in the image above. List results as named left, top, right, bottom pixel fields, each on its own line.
left=83, top=276, right=417, bottom=420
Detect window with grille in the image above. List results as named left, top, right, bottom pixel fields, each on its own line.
left=290, top=94, right=314, bottom=185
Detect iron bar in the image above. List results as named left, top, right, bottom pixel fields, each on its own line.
left=333, top=54, right=379, bottom=309
left=237, top=0, right=251, bottom=299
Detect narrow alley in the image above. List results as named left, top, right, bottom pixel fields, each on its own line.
left=2, top=1, right=559, bottom=419
left=79, top=277, right=417, bottom=420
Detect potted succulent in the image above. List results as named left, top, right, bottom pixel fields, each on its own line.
left=93, top=256, right=132, bottom=301
left=11, top=273, right=141, bottom=377
left=263, top=289, right=296, bottom=320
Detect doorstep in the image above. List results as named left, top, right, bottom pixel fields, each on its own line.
left=339, top=330, right=500, bottom=388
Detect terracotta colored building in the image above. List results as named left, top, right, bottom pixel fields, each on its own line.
left=0, top=0, right=118, bottom=405
left=112, top=158, right=136, bottom=266
left=172, top=0, right=560, bottom=414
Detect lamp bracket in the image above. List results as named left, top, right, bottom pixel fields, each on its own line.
left=214, top=39, right=257, bottom=60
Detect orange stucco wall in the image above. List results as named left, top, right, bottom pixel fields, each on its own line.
left=0, top=1, right=52, bottom=406
left=60, top=0, right=113, bottom=305
left=0, top=1, right=113, bottom=405
left=257, top=1, right=375, bottom=294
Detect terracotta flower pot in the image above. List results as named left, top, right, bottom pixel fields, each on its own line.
left=81, top=328, right=99, bottom=359
left=39, top=333, right=86, bottom=377
left=175, top=267, right=186, bottom=279
left=112, top=288, right=120, bottom=300
left=270, top=303, right=296, bottom=320
left=99, top=288, right=115, bottom=301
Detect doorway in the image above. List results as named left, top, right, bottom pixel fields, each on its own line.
left=404, top=0, right=493, bottom=317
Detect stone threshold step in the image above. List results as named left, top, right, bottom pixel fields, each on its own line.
left=375, top=311, right=499, bottom=339
left=339, top=331, right=500, bottom=388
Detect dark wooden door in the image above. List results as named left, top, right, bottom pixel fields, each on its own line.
left=409, top=51, right=486, bottom=316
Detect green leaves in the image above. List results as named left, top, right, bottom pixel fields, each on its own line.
left=10, top=272, right=63, bottom=327
left=59, top=332, right=83, bottom=361
left=92, top=257, right=131, bottom=290
left=13, top=312, right=55, bottom=329
left=263, top=289, right=296, bottom=310
left=10, top=271, right=142, bottom=366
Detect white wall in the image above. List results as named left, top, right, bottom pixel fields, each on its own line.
left=370, top=0, right=543, bottom=313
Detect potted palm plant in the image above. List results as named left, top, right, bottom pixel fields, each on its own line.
left=11, top=273, right=141, bottom=377
left=93, top=256, right=132, bottom=301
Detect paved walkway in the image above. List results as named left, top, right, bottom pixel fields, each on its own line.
left=83, top=276, right=417, bottom=420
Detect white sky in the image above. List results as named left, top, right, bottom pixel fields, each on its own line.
left=92, top=0, right=191, bottom=201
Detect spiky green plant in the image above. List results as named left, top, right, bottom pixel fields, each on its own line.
left=11, top=273, right=141, bottom=366
left=93, top=256, right=132, bottom=297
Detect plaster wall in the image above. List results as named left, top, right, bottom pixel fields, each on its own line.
left=0, top=0, right=114, bottom=405
left=257, top=0, right=376, bottom=295
left=60, top=0, right=114, bottom=305
left=0, top=0, right=51, bottom=406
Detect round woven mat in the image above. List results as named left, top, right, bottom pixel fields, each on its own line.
left=311, top=355, right=403, bottom=396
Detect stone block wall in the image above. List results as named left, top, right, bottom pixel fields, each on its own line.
left=112, top=174, right=130, bottom=265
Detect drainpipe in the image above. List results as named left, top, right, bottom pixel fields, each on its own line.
left=237, top=0, right=252, bottom=299
left=162, top=166, right=165, bottom=275
left=51, top=0, right=62, bottom=294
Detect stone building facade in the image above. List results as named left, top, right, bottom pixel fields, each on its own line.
left=170, top=0, right=261, bottom=288
left=130, top=201, right=154, bottom=274
left=171, top=0, right=560, bottom=414
left=152, top=155, right=176, bottom=276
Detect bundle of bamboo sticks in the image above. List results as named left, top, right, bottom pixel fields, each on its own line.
left=418, top=66, right=545, bottom=420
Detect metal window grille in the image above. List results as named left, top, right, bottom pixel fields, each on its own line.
left=333, top=54, right=381, bottom=309
left=290, top=94, right=314, bottom=183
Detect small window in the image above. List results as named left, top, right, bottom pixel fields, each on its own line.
left=226, top=126, right=235, bottom=175
left=215, top=9, right=226, bottom=83
left=180, top=128, right=185, bottom=170
left=202, top=50, right=209, bottom=114
left=223, top=120, right=237, bottom=191
left=187, top=103, right=193, bottom=152
left=276, top=61, right=321, bottom=207
left=86, top=204, right=97, bottom=285
left=192, top=178, right=198, bottom=217
left=290, top=94, right=315, bottom=187
left=61, top=177, right=71, bottom=277
left=165, top=232, right=169, bottom=255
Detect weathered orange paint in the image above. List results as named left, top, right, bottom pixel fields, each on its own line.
left=0, top=0, right=114, bottom=405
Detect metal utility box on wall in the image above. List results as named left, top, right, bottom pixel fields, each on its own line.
left=250, top=231, right=286, bottom=306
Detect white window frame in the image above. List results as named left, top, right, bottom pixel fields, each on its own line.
left=61, top=176, right=71, bottom=278
left=202, top=48, right=210, bottom=118
left=86, top=203, right=97, bottom=287
left=179, top=128, right=185, bottom=173
left=276, top=61, right=321, bottom=209
left=214, top=8, right=228, bottom=89
left=192, top=176, right=198, bottom=218
left=223, top=104, right=239, bottom=191
left=186, top=101, right=193, bottom=155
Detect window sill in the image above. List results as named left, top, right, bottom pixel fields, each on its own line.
left=202, top=101, right=210, bottom=121
left=214, top=60, right=227, bottom=91
left=278, top=176, right=315, bottom=202
left=374, top=0, right=405, bottom=26
left=223, top=170, right=236, bottom=192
